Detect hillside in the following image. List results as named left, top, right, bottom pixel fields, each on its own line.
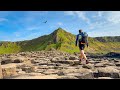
left=89, top=36, right=120, bottom=54
left=17, top=28, right=75, bottom=51
left=0, top=42, right=21, bottom=54
left=0, top=28, right=120, bottom=54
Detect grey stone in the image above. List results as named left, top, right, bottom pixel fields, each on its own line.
left=82, top=64, right=94, bottom=69
left=1, top=59, right=12, bottom=65
left=115, top=62, right=120, bottom=66
left=57, top=71, right=65, bottom=76
left=21, top=66, right=35, bottom=73
left=69, top=55, right=78, bottom=60
left=57, top=76, right=78, bottom=79
left=1, top=64, right=17, bottom=78
left=97, top=66, right=120, bottom=78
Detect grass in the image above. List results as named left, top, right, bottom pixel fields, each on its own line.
left=0, top=42, right=21, bottom=54
left=0, top=28, right=120, bottom=55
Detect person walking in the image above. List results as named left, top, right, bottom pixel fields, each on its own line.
left=75, top=29, right=89, bottom=64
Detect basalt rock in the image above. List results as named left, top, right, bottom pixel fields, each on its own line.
left=0, top=51, right=120, bottom=79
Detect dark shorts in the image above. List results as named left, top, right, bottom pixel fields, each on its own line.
left=79, top=43, right=85, bottom=50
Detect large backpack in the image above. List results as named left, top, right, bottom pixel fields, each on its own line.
left=78, top=32, right=88, bottom=44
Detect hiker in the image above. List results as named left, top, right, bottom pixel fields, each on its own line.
left=75, top=29, right=89, bottom=64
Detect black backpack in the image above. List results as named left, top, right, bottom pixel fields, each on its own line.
left=78, top=32, right=88, bottom=44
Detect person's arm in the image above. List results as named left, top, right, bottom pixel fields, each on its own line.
left=75, top=35, right=78, bottom=46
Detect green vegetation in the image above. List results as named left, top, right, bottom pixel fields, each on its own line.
left=85, top=37, right=120, bottom=54
left=0, top=28, right=120, bottom=54
left=0, top=42, right=21, bottom=54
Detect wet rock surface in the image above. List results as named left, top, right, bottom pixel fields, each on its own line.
left=0, top=51, right=120, bottom=79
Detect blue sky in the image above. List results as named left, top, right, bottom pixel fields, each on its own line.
left=0, top=11, right=120, bottom=41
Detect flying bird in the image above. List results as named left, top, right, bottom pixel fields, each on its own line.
left=44, top=21, right=47, bottom=23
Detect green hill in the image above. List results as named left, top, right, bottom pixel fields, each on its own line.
left=0, top=42, right=21, bottom=54
left=18, top=28, right=76, bottom=52
left=0, top=28, right=120, bottom=54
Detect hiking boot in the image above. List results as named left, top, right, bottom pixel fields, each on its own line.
left=86, top=60, right=89, bottom=64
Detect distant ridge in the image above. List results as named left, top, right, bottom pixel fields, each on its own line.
left=0, top=27, right=120, bottom=54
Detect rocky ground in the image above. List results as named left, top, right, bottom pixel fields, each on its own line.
left=0, top=50, right=120, bottom=79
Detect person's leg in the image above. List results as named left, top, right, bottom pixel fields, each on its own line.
left=80, top=54, right=83, bottom=60
left=79, top=50, right=84, bottom=64
left=81, top=49, right=89, bottom=64
left=81, top=50, right=87, bottom=60
left=80, top=44, right=87, bottom=60
left=80, top=50, right=83, bottom=59
left=79, top=45, right=84, bottom=62
left=81, top=44, right=89, bottom=64
left=79, top=51, right=84, bottom=63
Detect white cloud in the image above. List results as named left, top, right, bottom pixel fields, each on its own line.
left=74, top=11, right=90, bottom=24
left=13, top=25, right=42, bottom=38
left=0, top=18, right=8, bottom=22
left=22, top=32, right=42, bottom=40
left=88, top=11, right=120, bottom=36
left=98, top=11, right=104, bottom=17
left=88, top=12, right=120, bottom=34
left=88, top=21, right=107, bottom=30
left=88, top=29, right=120, bottom=37
left=11, top=37, right=28, bottom=42
left=26, top=26, right=41, bottom=31
left=14, top=32, right=21, bottom=37
left=87, top=20, right=120, bottom=37
left=106, top=11, right=120, bottom=24
left=12, top=31, right=42, bottom=41
left=2, top=11, right=120, bottom=41
left=64, top=11, right=90, bottom=24
left=64, top=11, right=75, bottom=16
left=57, top=22, right=63, bottom=26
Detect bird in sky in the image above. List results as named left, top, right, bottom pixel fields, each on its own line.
left=44, top=21, right=47, bottom=23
